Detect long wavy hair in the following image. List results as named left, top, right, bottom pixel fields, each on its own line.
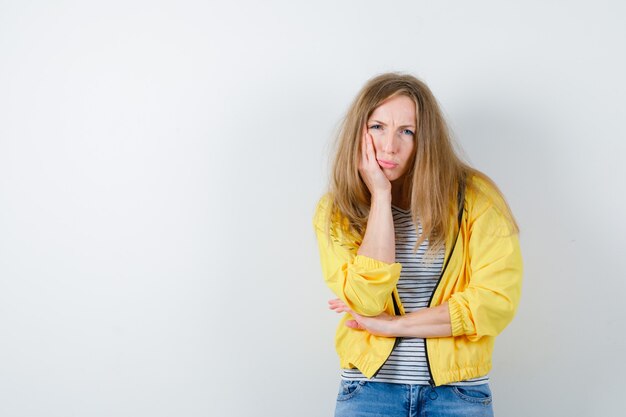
left=326, top=72, right=518, bottom=254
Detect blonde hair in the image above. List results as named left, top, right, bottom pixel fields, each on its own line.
left=326, top=72, right=518, bottom=253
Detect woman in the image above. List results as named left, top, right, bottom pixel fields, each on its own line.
left=312, top=73, right=523, bottom=416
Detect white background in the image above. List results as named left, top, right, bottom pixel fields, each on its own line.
left=1, top=1, right=625, bottom=416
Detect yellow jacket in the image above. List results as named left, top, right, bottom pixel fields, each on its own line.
left=313, top=177, right=523, bottom=386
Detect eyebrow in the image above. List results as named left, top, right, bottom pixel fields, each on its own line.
left=368, top=119, right=416, bottom=129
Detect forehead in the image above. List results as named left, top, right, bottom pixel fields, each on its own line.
left=369, top=95, right=416, bottom=125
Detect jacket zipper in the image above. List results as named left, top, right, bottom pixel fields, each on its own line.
left=425, top=183, right=465, bottom=387
left=424, top=243, right=456, bottom=387
left=372, top=181, right=465, bottom=382
left=371, top=290, right=402, bottom=378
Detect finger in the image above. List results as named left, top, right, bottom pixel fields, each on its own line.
left=360, top=127, right=368, bottom=165
left=328, top=301, right=344, bottom=310
left=328, top=298, right=346, bottom=307
left=328, top=298, right=348, bottom=307
left=329, top=307, right=352, bottom=315
left=329, top=305, right=350, bottom=313
left=365, top=132, right=377, bottom=163
left=328, top=299, right=342, bottom=308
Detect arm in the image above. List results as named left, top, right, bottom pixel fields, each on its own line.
left=357, top=127, right=396, bottom=264
left=329, top=298, right=452, bottom=338
left=357, top=193, right=395, bottom=264
left=329, top=190, right=522, bottom=340
left=314, top=129, right=401, bottom=316
left=313, top=195, right=401, bottom=316
left=447, top=203, right=523, bottom=340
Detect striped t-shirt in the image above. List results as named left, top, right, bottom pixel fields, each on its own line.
left=340, top=204, right=489, bottom=386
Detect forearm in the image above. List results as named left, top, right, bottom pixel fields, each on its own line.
left=357, top=192, right=395, bottom=264
left=393, top=303, right=453, bottom=338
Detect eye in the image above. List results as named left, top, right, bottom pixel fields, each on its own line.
left=402, top=129, right=415, bottom=136
left=368, top=124, right=382, bottom=130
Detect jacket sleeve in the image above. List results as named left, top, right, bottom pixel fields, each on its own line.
left=447, top=202, right=523, bottom=341
left=313, top=195, right=402, bottom=316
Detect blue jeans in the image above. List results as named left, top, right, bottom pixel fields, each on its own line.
left=334, top=380, right=494, bottom=417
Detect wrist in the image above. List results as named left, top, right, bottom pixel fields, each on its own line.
left=391, top=314, right=408, bottom=337
left=370, top=191, right=392, bottom=205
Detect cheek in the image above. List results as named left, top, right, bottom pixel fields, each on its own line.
left=370, top=133, right=385, bottom=153
left=400, top=143, right=415, bottom=163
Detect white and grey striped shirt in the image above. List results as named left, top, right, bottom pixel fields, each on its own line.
left=340, top=204, right=489, bottom=386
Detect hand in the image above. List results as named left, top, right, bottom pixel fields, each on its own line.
left=328, top=298, right=399, bottom=337
left=358, top=126, right=391, bottom=198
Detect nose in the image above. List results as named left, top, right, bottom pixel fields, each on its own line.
left=381, top=130, right=398, bottom=154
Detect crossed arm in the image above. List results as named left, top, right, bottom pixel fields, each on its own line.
left=317, top=192, right=453, bottom=339
left=315, top=156, right=522, bottom=341
left=328, top=298, right=453, bottom=338
left=338, top=187, right=452, bottom=338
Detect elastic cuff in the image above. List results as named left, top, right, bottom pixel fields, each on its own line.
left=354, top=254, right=401, bottom=270
left=448, top=297, right=465, bottom=337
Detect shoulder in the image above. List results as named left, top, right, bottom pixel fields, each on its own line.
left=465, top=174, right=506, bottom=212
left=312, top=193, right=360, bottom=242
left=312, top=193, right=345, bottom=234
left=312, top=192, right=333, bottom=229
left=464, top=173, right=518, bottom=235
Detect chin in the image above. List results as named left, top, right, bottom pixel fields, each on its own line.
left=387, top=171, right=410, bottom=185
left=385, top=172, right=404, bottom=182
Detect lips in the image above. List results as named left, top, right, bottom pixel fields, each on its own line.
left=377, top=159, right=398, bottom=169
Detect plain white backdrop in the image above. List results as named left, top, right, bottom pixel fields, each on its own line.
left=1, top=1, right=625, bottom=416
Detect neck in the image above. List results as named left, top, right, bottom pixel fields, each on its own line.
left=391, top=178, right=410, bottom=210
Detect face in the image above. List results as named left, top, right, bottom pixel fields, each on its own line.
left=366, top=94, right=416, bottom=184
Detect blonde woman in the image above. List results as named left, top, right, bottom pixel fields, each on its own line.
left=313, top=73, right=523, bottom=416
